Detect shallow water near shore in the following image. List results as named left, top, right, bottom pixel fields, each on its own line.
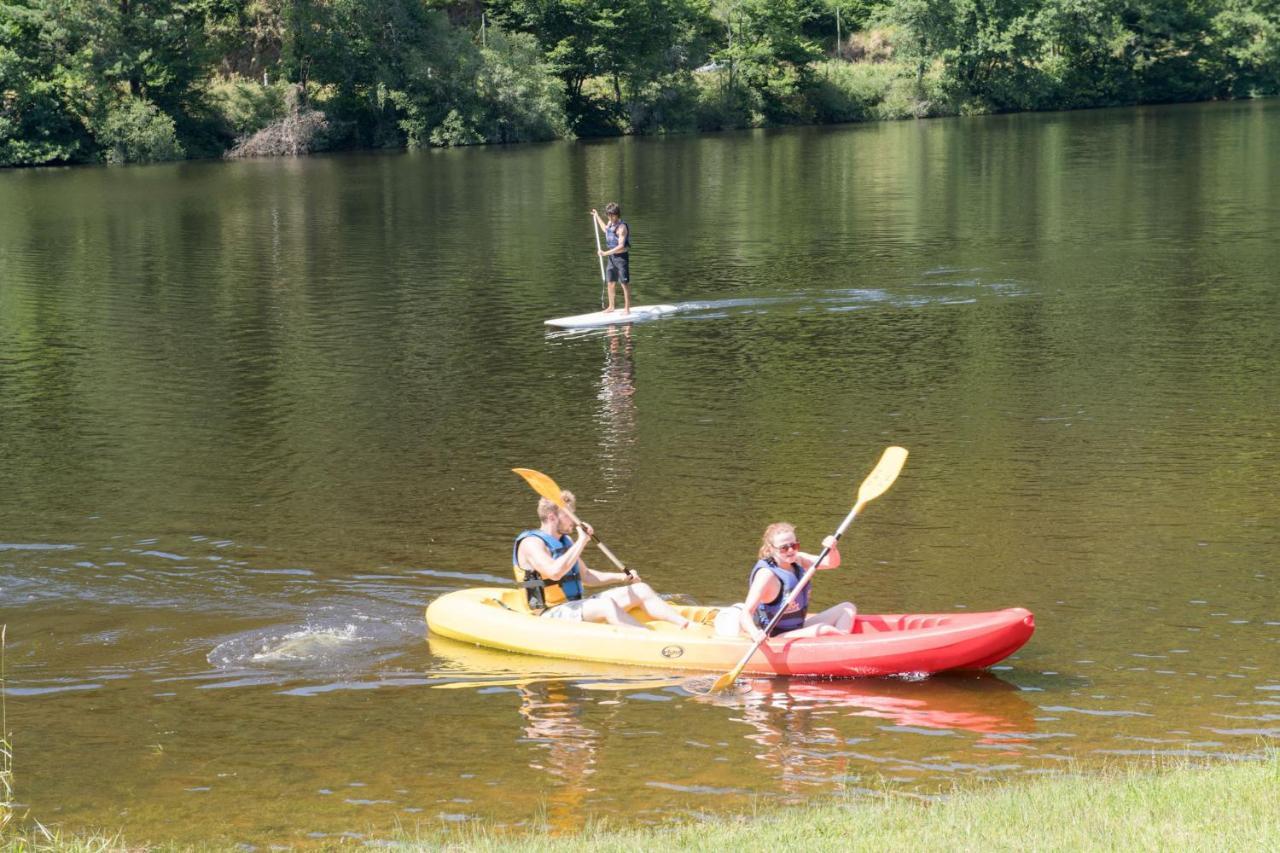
left=1, top=100, right=1277, bottom=845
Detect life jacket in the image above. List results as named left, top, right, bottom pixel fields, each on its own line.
left=512, top=530, right=584, bottom=611
left=750, top=558, right=810, bottom=635
left=605, top=219, right=630, bottom=252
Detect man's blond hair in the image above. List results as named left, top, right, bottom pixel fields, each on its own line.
left=537, top=490, right=576, bottom=522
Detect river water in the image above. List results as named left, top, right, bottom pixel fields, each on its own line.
left=1, top=99, right=1277, bottom=845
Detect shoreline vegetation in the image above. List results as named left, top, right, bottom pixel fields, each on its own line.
left=2, top=0, right=1279, bottom=168
left=1, top=751, right=1275, bottom=850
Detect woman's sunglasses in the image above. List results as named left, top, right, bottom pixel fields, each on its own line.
left=774, top=542, right=798, bottom=552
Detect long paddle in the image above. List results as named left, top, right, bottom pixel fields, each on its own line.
left=591, top=212, right=607, bottom=309
left=512, top=467, right=632, bottom=576
left=708, top=446, right=908, bottom=693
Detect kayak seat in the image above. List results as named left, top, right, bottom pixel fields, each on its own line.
left=852, top=616, right=892, bottom=634
left=499, top=590, right=533, bottom=613
left=900, top=615, right=948, bottom=630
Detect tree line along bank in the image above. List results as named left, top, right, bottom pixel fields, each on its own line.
left=2, top=0, right=1277, bottom=167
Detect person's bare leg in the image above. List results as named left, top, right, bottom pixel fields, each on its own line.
left=612, top=584, right=689, bottom=628
left=604, top=281, right=616, bottom=312
left=803, top=603, right=857, bottom=634
left=583, top=596, right=642, bottom=626
left=621, top=283, right=631, bottom=315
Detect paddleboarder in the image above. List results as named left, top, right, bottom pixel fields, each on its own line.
left=739, top=522, right=855, bottom=641
left=514, top=490, right=690, bottom=629
left=591, top=203, right=631, bottom=315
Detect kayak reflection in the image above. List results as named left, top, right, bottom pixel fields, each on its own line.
left=429, top=638, right=1037, bottom=810
left=722, top=676, right=1037, bottom=794
left=517, top=680, right=600, bottom=834
left=732, top=675, right=1036, bottom=739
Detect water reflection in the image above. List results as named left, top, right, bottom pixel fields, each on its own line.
left=596, top=325, right=637, bottom=486
left=735, top=677, right=1036, bottom=740
left=429, top=638, right=1039, bottom=803
left=687, top=675, right=1035, bottom=793
left=517, top=682, right=600, bottom=834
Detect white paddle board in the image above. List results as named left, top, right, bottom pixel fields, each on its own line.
left=544, top=304, right=679, bottom=329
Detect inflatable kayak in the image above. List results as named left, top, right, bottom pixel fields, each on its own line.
left=425, top=588, right=1035, bottom=678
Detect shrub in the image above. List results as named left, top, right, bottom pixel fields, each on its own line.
left=429, top=108, right=481, bottom=147
left=207, top=77, right=290, bottom=137
left=96, top=96, right=185, bottom=164
left=809, top=60, right=900, bottom=122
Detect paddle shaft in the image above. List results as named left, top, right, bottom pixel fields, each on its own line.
left=592, top=213, right=607, bottom=311
left=557, top=501, right=632, bottom=576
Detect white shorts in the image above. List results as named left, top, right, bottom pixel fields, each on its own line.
left=542, top=599, right=586, bottom=621
left=714, top=604, right=747, bottom=637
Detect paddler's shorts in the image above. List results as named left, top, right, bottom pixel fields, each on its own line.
left=542, top=599, right=586, bottom=620
left=605, top=253, right=629, bottom=284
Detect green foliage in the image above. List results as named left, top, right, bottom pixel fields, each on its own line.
left=0, top=0, right=94, bottom=165
left=490, top=0, right=710, bottom=133
left=96, top=95, right=186, bottom=163
left=430, top=108, right=481, bottom=146
left=2, top=0, right=1278, bottom=164
left=382, top=18, right=567, bottom=148
left=475, top=28, right=571, bottom=142
left=1204, top=0, right=1280, bottom=96
left=809, top=58, right=899, bottom=121
left=207, top=76, right=290, bottom=137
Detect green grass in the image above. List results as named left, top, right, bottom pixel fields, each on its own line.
left=412, top=753, right=1279, bottom=851
left=2, top=752, right=1274, bottom=851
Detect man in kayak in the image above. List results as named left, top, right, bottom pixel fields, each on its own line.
left=514, top=491, right=690, bottom=628
left=738, top=522, right=855, bottom=640
left=591, top=203, right=631, bottom=315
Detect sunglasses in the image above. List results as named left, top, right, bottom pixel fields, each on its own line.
left=774, top=542, right=799, bottom=551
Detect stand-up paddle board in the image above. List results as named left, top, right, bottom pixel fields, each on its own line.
left=544, top=304, right=679, bottom=329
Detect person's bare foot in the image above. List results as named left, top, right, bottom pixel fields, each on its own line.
left=602, top=306, right=616, bottom=313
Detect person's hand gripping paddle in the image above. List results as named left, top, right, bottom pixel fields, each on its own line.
left=512, top=468, right=634, bottom=577
left=705, top=446, right=908, bottom=694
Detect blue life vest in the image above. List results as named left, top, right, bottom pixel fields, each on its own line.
left=605, top=220, right=630, bottom=252
left=750, top=558, right=810, bottom=635
left=513, top=530, right=584, bottom=611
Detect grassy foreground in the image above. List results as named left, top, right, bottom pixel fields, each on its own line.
left=2, top=753, right=1276, bottom=851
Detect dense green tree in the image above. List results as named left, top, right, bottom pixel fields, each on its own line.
left=0, top=1, right=95, bottom=164
left=710, top=0, right=823, bottom=121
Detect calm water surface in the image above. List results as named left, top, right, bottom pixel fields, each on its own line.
left=1, top=100, right=1277, bottom=844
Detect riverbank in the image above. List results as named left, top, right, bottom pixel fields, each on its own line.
left=6, top=752, right=1275, bottom=850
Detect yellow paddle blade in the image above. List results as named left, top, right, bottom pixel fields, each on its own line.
left=855, top=446, right=908, bottom=509
left=512, top=467, right=567, bottom=508
left=709, top=666, right=743, bottom=693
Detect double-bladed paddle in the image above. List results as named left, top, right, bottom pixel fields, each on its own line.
left=707, top=446, right=909, bottom=693
left=512, top=467, right=633, bottom=577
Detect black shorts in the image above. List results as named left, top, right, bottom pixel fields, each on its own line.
left=606, top=253, right=629, bottom=284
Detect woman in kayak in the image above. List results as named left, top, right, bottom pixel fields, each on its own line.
left=738, top=522, right=856, bottom=641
